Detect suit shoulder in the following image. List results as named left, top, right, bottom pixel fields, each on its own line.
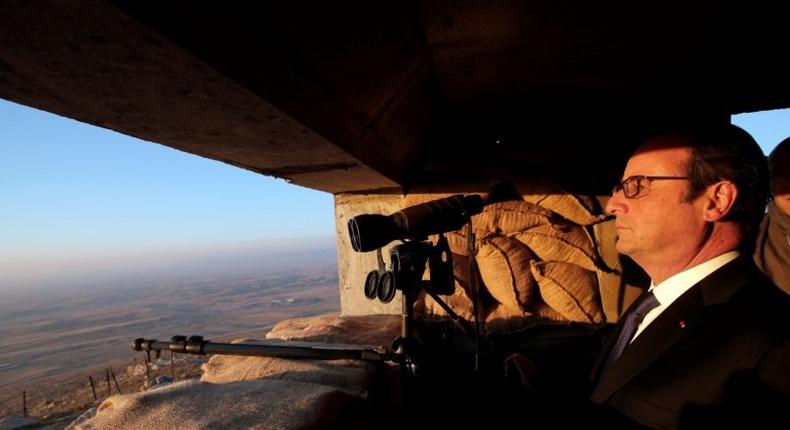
left=729, top=274, right=790, bottom=330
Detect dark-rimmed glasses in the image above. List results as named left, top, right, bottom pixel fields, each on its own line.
left=612, top=175, right=690, bottom=199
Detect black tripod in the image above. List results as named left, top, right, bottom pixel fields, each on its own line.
left=361, top=234, right=478, bottom=378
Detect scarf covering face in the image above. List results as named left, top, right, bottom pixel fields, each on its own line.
left=753, top=200, right=790, bottom=294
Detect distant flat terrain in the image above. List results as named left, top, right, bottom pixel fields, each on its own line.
left=0, top=247, right=340, bottom=418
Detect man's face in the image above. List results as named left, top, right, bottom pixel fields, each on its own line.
left=605, top=139, right=708, bottom=266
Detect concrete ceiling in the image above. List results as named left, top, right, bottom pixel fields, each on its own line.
left=2, top=0, right=789, bottom=194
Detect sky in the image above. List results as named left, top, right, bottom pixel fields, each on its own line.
left=731, top=108, right=790, bottom=155
left=0, top=100, right=336, bottom=291
left=1, top=99, right=789, bottom=291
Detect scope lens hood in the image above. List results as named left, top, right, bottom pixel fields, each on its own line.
left=348, top=214, right=398, bottom=252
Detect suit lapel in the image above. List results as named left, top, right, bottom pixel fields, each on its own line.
left=591, top=287, right=704, bottom=402
left=590, top=256, right=754, bottom=403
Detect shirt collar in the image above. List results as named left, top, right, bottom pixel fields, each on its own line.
left=649, top=250, right=741, bottom=306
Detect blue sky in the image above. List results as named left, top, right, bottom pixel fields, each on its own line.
left=0, top=100, right=335, bottom=254
left=1, top=99, right=788, bottom=289
left=731, top=108, right=789, bottom=155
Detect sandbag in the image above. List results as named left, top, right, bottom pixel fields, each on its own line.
left=484, top=303, right=532, bottom=333
left=71, top=379, right=363, bottom=430
left=266, top=314, right=400, bottom=347
left=514, top=223, right=599, bottom=272
left=515, top=181, right=608, bottom=226
left=471, top=200, right=554, bottom=235
left=476, top=235, right=535, bottom=312
left=444, top=230, right=471, bottom=256
left=436, top=200, right=556, bottom=256
left=530, top=261, right=604, bottom=324
left=484, top=300, right=568, bottom=333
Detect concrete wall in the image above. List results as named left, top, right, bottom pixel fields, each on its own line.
left=334, top=192, right=404, bottom=316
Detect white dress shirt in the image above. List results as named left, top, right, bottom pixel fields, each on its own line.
left=630, top=251, right=741, bottom=342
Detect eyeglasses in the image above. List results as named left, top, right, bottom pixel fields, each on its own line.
left=612, top=175, right=690, bottom=199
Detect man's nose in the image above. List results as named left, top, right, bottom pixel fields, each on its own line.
left=605, top=190, right=627, bottom=215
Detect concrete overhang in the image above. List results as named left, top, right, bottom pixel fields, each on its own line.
left=2, top=1, right=789, bottom=194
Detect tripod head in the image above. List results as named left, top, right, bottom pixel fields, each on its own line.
left=363, top=236, right=455, bottom=304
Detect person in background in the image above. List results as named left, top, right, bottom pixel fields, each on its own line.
left=754, top=136, right=790, bottom=293
left=591, top=124, right=790, bottom=429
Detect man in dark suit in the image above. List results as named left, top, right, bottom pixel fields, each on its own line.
left=590, top=124, right=790, bottom=429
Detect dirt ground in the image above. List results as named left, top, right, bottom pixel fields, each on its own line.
left=0, top=262, right=340, bottom=428
left=0, top=349, right=210, bottom=427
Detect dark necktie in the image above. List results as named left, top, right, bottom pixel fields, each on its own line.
left=602, top=291, right=660, bottom=375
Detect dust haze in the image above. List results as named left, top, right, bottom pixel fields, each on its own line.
left=0, top=237, right=342, bottom=400
left=0, top=236, right=338, bottom=297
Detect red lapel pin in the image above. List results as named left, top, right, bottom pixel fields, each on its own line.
left=678, top=320, right=686, bottom=329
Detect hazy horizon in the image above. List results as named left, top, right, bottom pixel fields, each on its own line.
left=0, top=235, right=338, bottom=297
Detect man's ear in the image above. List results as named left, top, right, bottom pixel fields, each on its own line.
left=702, top=181, right=738, bottom=221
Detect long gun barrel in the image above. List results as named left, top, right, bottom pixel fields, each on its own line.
left=132, top=335, right=398, bottom=363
